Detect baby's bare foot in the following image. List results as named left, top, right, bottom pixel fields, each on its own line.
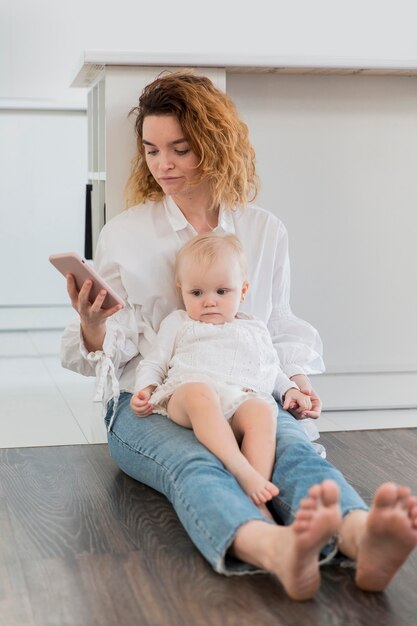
left=233, top=463, right=279, bottom=505
left=268, top=480, right=341, bottom=600
left=355, top=482, right=417, bottom=592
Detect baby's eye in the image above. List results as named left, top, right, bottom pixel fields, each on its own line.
left=217, top=289, right=229, bottom=295
left=191, top=290, right=202, bottom=297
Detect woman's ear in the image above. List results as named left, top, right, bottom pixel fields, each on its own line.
left=240, top=281, right=249, bottom=302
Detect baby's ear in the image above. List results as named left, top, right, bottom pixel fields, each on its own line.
left=241, top=280, right=250, bottom=302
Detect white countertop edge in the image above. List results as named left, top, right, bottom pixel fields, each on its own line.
left=76, top=50, right=417, bottom=70
left=71, top=50, right=417, bottom=88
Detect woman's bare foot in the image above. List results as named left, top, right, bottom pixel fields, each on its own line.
left=266, top=480, right=341, bottom=600
left=355, top=482, right=417, bottom=591
left=232, top=461, right=279, bottom=505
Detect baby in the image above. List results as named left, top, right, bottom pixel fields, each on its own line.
left=130, top=233, right=313, bottom=507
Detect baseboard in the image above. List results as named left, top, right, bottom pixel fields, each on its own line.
left=0, top=306, right=75, bottom=331
left=312, top=371, right=417, bottom=411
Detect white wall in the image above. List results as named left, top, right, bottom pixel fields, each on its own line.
left=2, top=0, right=417, bottom=371
left=0, top=110, right=87, bottom=328
left=2, top=1, right=417, bottom=104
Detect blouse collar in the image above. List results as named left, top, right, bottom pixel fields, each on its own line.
left=164, top=195, right=236, bottom=234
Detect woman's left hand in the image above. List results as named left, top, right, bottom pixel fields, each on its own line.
left=286, top=374, right=322, bottom=419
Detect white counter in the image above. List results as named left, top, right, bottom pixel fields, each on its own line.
left=71, top=50, right=417, bottom=88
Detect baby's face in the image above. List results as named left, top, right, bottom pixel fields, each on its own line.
left=179, top=254, right=248, bottom=324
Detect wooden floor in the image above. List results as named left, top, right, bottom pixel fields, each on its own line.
left=1, top=429, right=417, bottom=626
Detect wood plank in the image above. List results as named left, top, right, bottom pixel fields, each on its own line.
left=0, top=432, right=416, bottom=625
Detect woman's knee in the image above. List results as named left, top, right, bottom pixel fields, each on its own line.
left=107, top=405, right=225, bottom=492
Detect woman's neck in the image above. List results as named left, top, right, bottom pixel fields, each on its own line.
left=171, top=185, right=219, bottom=233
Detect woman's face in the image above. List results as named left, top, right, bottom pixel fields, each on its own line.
left=142, top=115, right=203, bottom=197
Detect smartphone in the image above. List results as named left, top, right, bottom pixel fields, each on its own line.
left=49, top=252, right=125, bottom=310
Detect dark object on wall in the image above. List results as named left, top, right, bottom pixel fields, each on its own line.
left=84, top=183, right=93, bottom=260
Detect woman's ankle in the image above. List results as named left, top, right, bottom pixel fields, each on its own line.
left=338, top=510, right=368, bottom=559
left=230, top=520, right=278, bottom=570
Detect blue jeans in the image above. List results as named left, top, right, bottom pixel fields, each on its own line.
left=105, top=391, right=367, bottom=574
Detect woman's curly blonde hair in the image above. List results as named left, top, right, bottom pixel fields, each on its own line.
left=125, top=71, right=259, bottom=211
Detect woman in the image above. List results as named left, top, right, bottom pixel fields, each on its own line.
left=62, top=72, right=417, bottom=601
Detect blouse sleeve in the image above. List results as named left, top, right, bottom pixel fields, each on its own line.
left=134, top=310, right=184, bottom=391
left=60, top=226, right=140, bottom=408
left=267, top=221, right=325, bottom=378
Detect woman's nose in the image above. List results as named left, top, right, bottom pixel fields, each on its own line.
left=159, top=152, right=174, bottom=170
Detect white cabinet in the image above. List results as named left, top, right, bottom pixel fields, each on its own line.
left=72, top=54, right=417, bottom=412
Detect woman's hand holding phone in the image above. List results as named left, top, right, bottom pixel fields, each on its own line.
left=66, top=273, right=122, bottom=352
left=49, top=252, right=124, bottom=353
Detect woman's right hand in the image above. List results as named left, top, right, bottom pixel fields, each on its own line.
left=287, top=374, right=322, bottom=419
left=66, top=273, right=122, bottom=351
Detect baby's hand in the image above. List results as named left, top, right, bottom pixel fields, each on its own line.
left=130, top=386, right=155, bottom=417
left=283, top=388, right=313, bottom=418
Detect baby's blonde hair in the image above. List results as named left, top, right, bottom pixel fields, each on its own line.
left=175, top=232, right=248, bottom=284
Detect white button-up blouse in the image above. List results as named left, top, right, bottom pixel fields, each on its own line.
left=61, top=196, right=325, bottom=414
